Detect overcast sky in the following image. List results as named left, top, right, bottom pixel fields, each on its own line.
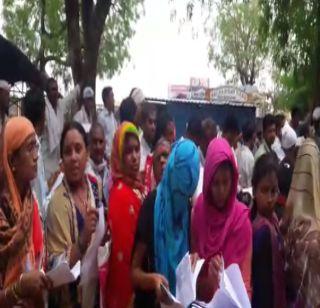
left=0, top=0, right=273, bottom=104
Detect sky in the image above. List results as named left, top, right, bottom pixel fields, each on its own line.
left=96, top=0, right=225, bottom=104
left=0, top=0, right=273, bottom=104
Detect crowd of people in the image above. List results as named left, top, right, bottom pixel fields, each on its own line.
left=0, top=77, right=320, bottom=308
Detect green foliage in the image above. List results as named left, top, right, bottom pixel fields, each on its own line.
left=260, top=0, right=320, bottom=110
left=2, top=0, right=144, bottom=86
left=209, top=0, right=267, bottom=85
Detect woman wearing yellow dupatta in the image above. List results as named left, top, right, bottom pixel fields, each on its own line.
left=0, top=116, right=51, bottom=307
left=282, top=138, right=320, bottom=307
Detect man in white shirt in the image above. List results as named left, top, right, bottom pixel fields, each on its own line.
left=74, top=86, right=95, bottom=132
left=0, top=80, right=10, bottom=134
left=42, top=78, right=80, bottom=180
left=139, top=103, right=157, bottom=172
left=98, top=86, right=117, bottom=160
left=255, top=114, right=277, bottom=161
left=236, top=122, right=256, bottom=189
left=87, top=123, right=110, bottom=203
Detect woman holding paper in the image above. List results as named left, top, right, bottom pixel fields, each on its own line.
left=104, top=122, right=145, bottom=308
left=0, top=117, right=51, bottom=307
left=191, top=138, right=252, bottom=302
left=46, top=122, right=101, bottom=307
left=131, top=139, right=200, bottom=307
left=251, top=154, right=286, bottom=308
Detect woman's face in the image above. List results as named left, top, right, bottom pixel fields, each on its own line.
left=254, top=172, right=279, bottom=218
left=11, top=133, right=38, bottom=184
left=210, top=164, right=233, bottom=210
left=153, top=143, right=170, bottom=184
left=122, top=134, right=140, bottom=179
left=62, top=129, right=88, bottom=185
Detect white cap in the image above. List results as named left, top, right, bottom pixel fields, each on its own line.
left=83, top=86, right=94, bottom=99
left=312, top=107, right=320, bottom=121
left=0, top=80, right=11, bottom=92
left=281, top=122, right=297, bottom=150
left=131, top=88, right=145, bottom=105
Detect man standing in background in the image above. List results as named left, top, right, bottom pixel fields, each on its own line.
left=43, top=78, right=80, bottom=180
left=98, top=86, right=117, bottom=161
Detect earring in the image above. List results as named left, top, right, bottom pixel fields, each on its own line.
left=12, top=166, right=16, bottom=172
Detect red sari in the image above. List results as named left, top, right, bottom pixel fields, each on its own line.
left=105, top=179, right=143, bottom=308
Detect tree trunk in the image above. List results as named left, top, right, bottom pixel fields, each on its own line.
left=65, top=0, right=83, bottom=85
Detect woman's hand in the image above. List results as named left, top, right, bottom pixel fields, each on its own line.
left=190, top=252, right=199, bottom=272
left=151, top=274, right=170, bottom=304
left=81, top=207, right=98, bottom=247
left=208, top=255, right=223, bottom=291
left=19, top=271, right=52, bottom=298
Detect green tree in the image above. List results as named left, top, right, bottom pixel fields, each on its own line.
left=3, top=0, right=143, bottom=91
left=260, top=0, right=320, bottom=110
left=209, top=0, right=267, bottom=85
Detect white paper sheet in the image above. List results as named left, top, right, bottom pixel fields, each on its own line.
left=46, top=260, right=80, bottom=288
left=161, top=253, right=205, bottom=308
left=207, top=263, right=251, bottom=308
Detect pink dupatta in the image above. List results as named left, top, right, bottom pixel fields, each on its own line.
left=192, top=138, right=251, bottom=266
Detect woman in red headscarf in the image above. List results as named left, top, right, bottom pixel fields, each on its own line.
left=0, top=116, right=51, bottom=307
left=105, top=122, right=145, bottom=308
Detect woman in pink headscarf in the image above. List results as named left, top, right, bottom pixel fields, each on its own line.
left=191, top=138, right=252, bottom=302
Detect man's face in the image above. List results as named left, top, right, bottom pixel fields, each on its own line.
left=47, top=80, right=59, bottom=105
left=0, top=88, right=9, bottom=114
left=142, top=111, right=157, bottom=144
left=105, top=90, right=115, bottom=112
left=153, top=142, right=170, bottom=184
left=89, top=128, right=106, bottom=164
left=84, top=98, right=95, bottom=112
left=264, top=124, right=276, bottom=146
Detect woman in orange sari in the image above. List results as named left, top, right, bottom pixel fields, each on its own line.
left=0, top=116, right=51, bottom=307
left=105, top=122, right=145, bottom=308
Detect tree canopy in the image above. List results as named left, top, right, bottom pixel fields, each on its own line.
left=260, top=0, right=320, bottom=111
left=3, top=0, right=144, bottom=89
left=208, top=0, right=267, bottom=85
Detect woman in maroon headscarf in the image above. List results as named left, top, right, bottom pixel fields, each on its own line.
left=191, top=138, right=252, bottom=302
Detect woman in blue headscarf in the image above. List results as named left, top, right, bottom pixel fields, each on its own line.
left=131, top=139, right=200, bottom=307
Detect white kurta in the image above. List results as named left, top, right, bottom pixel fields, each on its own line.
left=73, top=106, right=93, bottom=133
left=139, top=134, right=152, bottom=172
left=236, top=144, right=254, bottom=189
left=97, top=108, right=117, bottom=159
left=42, top=85, right=80, bottom=180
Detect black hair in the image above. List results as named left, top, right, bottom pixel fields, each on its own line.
left=45, top=77, right=56, bottom=93
left=262, top=114, right=276, bottom=132
left=187, top=115, right=204, bottom=138
left=60, top=121, right=88, bottom=158
left=275, top=113, right=285, bottom=129
left=119, top=97, right=137, bottom=123
left=291, top=107, right=301, bottom=119
left=223, top=114, right=240, bottom=134
left=88, top=122, right=105, bottom=143
left=155, top=111, right=174, bottom=143
left=22, top=88, right=45, bottom=127
left=140, top=102, right=157, bottom=125
left=102, top=86, right=112, bottom=103
left=251, top=153, right=279, bottom=220
left=242, top=121, right=256, bottom=143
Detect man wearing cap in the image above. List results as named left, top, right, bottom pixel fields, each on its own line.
left=0, top=80, right=10, bottom=133
left=43, top=78, right=80, bottom=180
left=74, top=86, right=95, bottom=132
left=276, top=122, right=298, bottom=219
left=98, top=86, right=117, bottom=160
